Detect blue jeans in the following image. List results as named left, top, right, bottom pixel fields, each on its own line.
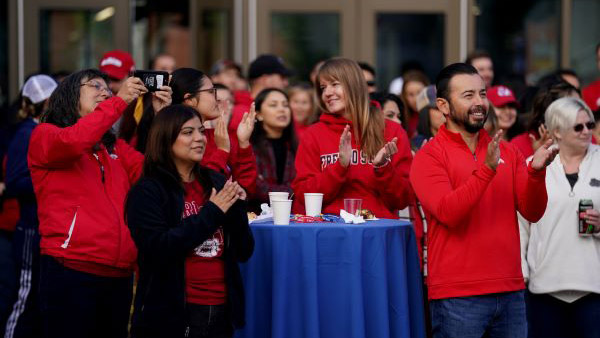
left=430, top=290, right=526, bottom=338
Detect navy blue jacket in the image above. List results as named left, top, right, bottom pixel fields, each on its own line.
left=125, top=167, right=254, bottom=338
left=5, top=118, right=38, bottom=228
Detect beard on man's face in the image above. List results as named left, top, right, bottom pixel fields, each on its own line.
left=449, top=104, right=488, bottom=134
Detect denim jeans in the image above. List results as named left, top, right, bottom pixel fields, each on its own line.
left=186, top=303, right=233, bottom=338
left=527, top=291, right=600, bottom=338
left=430, top=290, right=526, bottom=338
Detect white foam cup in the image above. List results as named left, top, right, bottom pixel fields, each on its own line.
left=269, top=192, right=290, bottom=206
left=272, top=199, right=293, bottom=225
left=304, top=193, right=324, bottom=216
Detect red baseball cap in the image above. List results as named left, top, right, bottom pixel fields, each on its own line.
left=99, top=50, right=135, bottom=80
left=487, top=85, right=518, bottom=108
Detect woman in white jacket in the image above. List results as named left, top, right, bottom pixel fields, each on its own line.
left=520, top=97, right=600, bottom=338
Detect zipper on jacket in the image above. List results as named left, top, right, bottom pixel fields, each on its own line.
left=61, top=206, right=80, bottom=249
left=92, top=152, right=105, bottom=183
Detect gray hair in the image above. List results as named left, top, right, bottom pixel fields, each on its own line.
left=545, top=97, right=593, bottom=134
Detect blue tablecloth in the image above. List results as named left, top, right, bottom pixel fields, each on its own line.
left=235, top=219, right=425, bottom=338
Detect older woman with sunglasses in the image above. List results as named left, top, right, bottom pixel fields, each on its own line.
left=520, top=97, right=600, bottom=338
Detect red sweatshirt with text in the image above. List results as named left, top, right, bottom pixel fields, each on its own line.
left=292, top=113, right=413, bottom=219
left=201, top=128, right=257, bottom=195
left=410, top=125, right=547, bottom=299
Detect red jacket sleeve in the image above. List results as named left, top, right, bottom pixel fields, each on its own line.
left=410, top=146, right=497, bottom=229
left=202, top=149, right=230, bottom=173
left=372, top=125, right=414, bottom=210
left=29, top=97, right=127, bottom=169
left=514, top=149, right=547, bottom=222
left=230, top=142, right=258, bottom=195
left=115, top=139, right=145, bottom=185
left=292, top=131, right=348, bottom=206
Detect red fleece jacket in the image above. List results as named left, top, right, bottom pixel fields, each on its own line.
left=410, top=125, right=547, bottom=299
left=201, top=128, right=257, bottom=195
left=228, top=90, right=253, bottom=133
left=292, top=113, right=413, bottom=218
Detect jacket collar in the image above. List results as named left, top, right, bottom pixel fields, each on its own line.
left=319, top=112, right=353, bottom=132
left=438, top=124, right=491, bottom=148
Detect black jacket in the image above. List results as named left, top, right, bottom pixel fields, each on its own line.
left=125, top=168, right=254, bottom=338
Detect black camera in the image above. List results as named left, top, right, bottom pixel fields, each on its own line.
left=133, top=70, right=169, bottom=92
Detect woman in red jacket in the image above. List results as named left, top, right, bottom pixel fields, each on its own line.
left=170, top=68, right=258, bottom=196
left=292, top=58, right=413, bottom=219
left=28, top=69, right=150, bottom=338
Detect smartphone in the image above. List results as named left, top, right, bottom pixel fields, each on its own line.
left=132, top=70, right=169, bottom=92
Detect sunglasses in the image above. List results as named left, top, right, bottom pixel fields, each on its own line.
left=573, top=121, right=596, bottom=132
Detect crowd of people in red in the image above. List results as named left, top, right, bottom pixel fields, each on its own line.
left=0, top=43, right=599, bottom=338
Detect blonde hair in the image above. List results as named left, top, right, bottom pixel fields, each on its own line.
left=287, top=83, right=318, bottom=124
left=545, top=97, right=593, bottom=137
left=316, top=57, right=384, bottom=159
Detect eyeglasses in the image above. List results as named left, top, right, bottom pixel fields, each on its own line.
left=81, top=81, right=112, bottom=97
left=366, top=81, right=376, bottom=87
left=197, top=87, right=218, bottom=100
left=573, top=121, right=596, bottom=133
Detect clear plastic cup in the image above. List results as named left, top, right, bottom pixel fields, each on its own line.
left=304, top=193, right=324, bottom=216
left=344, top=198, right=362, bottom=216
left=272, top=199, right=293, bottom=225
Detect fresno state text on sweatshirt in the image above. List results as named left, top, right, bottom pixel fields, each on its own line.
left=410, top=125, right=547, bottom=300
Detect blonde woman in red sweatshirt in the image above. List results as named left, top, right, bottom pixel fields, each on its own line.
left=292, top=57, right=413, bottom=219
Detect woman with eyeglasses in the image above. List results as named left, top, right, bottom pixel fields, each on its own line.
left=170, top=68, right=258, bottom=196
left=125, top=104, right=253, bottom=338
left=519, top=97, right=600, bottom=338
left=27, top=69, right=146, bottom=338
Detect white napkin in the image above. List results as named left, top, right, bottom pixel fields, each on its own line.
left=249, top=203, right=273, bottom=224
left=340, top=209, right=365, bottom=224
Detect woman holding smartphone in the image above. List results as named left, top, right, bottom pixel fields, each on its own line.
left=125, top=104, right=254, bottom=338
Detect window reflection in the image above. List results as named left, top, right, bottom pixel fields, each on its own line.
left=271, top=13, right=340, bottom=82
left=40, top=9, right=114, bottom=74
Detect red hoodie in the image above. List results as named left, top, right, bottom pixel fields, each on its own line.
left=201, top=128, right=257, bottom=195
left=410, top=125, right=547, bottom=299
left=292, top=113, right=413, bottom=218
left=228, top=90, right=253, bottom=133
left=28, top=97, right=143, bottom=276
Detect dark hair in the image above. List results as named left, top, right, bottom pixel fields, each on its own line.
left=435, top=63, right=479, bottom=102
left=119, top=94, right=155, bottom=153
left=143, top=104, right=212, bottom=197
left=170, top=68, right=207, bottom=105
left=42, top=69, right=115, bottom=151
left=20, top=97, right=47, bottom=119
left=251, top=88, right=298, bottom=156
left=370, top=91, right=405, bottom=123
left=416, top=107, right=434, bottom=139
left=465, top=50, right=492, bottom=65
left=357, top=62, right=376, bottom=77
left=526, top=80, right=579, bottom=132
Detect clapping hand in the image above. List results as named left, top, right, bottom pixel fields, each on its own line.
left=485, top=130, right=503, bottom=171
left=237, top=103, right=257, bottom=149
left=209, top=180, right=240, bottom=213
left=214, top=109, right=231, bottom=153
left=373, top=137, right=398, bottom=167
left=530, top=139, right=559, bottom=170
left=338, top=125, right=352, bottom=167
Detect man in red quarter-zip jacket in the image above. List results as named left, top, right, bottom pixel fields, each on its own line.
left=410, top=63, right=558, bottom=338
